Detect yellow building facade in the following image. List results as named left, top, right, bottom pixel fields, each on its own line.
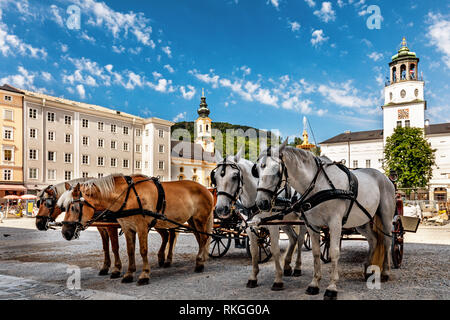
left=0, top=84, right=25, bottom=197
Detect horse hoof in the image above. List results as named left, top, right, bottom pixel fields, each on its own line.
left=381, top=274, right=389, bottom=282
left=163, top=262, right=171, bottom=268
left=121, top=275, right=134, bottom=283
left=293, top=269, right=302, bottom=277
left=305, top=286, right=319, bottom=295
left=137, top=278, right=149, bottom=286
left=271, top=282, right=284, bottom=291
left=246, top=280, right=258, bottom=288
left=194, top=265, right=204, bottom=273
left=110, top=272, right=121, bottom=279
left=323, top=289, right=338, bottom=300
left=283, top=268, right=293, bottom=277
left=158, top=261, right=165, bottom=267
left=98, top=269, right=109, bottom=276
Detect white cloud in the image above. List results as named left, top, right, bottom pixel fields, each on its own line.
left=304, top=0, right=316, bottom=7
left=76, top=84, right=86, bottom=99
left=426, top=12, right=450, bottom=68
left=368, top=52, right=383, bottom=62
left=180, top=85, right=196, bottom=100
left=190, top=69, right=220, bottom=88
left=0, top=66, right=35, bottom=90
left=161, top=46, right=172, bottom=58
left=0, top=21, right=47, bottom=58
left=311, top=29, right=328, bottom=47
left=317, top=81, right=376, bottom=109
left=172, top=112, right=187, bottom=122
left=61, top=44, right=69, bottom=52
left=289, top=21, right=301, bottom=32
left=240, top=65, right=251, bottom=75
left=41, top=72, right=52, bottom=82
left=313, top=2, right=336, bottom=22
left=50, top=4, right=64, bottom=27
left=164, top=64, right=175, bottom=73
left=147, top=78, right=175, bottom=93
left=268, top=0, right=280, bottom=9
left=112, top=45, right=125, bottom=53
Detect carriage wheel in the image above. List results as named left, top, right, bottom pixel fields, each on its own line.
left=391, top=219, right=404, bottom=268
left=320, top=230, right=331, bottom=263
left=303, top=232, right=312, bottom=251
left=209, top=228, right=232, bottom=258
left=246, top=227, right=272, bottom=263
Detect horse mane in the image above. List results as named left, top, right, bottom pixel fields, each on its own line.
left=80, top=173, right=124, bottom=198
left=38, top=177, right=94, bottom=198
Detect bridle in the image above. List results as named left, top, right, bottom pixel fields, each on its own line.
left=211, top=160, right=244, bottom=209
left=61, top=191, right=96, bottom=239
left=35, top=185, right=60, bottom=229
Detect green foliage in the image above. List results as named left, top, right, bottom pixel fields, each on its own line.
left=384, top=126, right=436, bottom=193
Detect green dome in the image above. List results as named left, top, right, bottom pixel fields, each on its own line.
left=197, top=96, right=210, bottom=118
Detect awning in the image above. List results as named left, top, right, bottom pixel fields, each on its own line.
left=0, top=184, right=26, bottom=191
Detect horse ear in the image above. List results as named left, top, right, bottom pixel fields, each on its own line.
left=64, top=182, right=71, bottom=190
left=279, top=138, right=289, bottom=153
left=72, top=183, right=80, bottom=195
left=215, top=149, right=223, bottom=163
left=235, top=146, right=243, bottom=162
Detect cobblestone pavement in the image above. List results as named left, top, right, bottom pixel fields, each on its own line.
left=0, top=217, right=449, bottom=300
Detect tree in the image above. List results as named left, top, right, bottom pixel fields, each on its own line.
left=384, top=126, right=436, bottom=194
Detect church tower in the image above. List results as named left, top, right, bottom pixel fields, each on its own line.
left=195, top=89, right=214, bottom=153
left=383, top=37, right=426, bottom=142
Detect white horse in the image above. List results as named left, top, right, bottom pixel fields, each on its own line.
left=252, top=140, right=395, bottom=300
left=212, top=148, right=307, bottom=291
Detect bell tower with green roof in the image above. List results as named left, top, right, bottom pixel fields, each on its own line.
left=382, top=37, right=426, bottom=143
left=194, top=89, right=215, bottom=153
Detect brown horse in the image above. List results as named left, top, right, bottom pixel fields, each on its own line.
left=60, top=174, right=214, bottom=285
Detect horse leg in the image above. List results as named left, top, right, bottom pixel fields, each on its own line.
left=305, top=226, right=321, bottom=295
left=281, top=225, right=297, bottom=276
left=97, top=227, right=111, bottom=276
left=324, top=222, right=342, bottom=300
left=156, top=229, right=169, bottom=267
left=164, top=229, right=178, bottom=268
left=122, top=227, right=136, bottom=283
left=293, top=224, right=307, bottom=277
left=246, top=227, right=259, bottom=288
left=188, top=217, right=209, bottom=273
left=356, top=223, right=377, bottom=279
left=136, top=224, right=150, bottom=286
left=380, top=213, right=394, bottom=282
left=269, top=225, right=284, bottom=291
left=107, top=226, right=122, bottom=279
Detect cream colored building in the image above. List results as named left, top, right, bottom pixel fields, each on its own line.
left=0, top=84, right=25, bottom=197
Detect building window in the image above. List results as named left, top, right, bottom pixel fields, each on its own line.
left=82, top=155, right=89, bottom=165
left=98, top=138, right=104, bottom=148
left=97, top=156, right=104, bottom=166
left=29, top=149, right=38, bottom=160
left=29, top=128, right=37, bottom=138
left=3, top=109, right=13, bottom=120
left=29, top=168, right=38, bottom=179
left=158, top=129, right=164, bottom=138
left=135, top=161, right=141, bottom=169
left=199, top=125, right=202, bottom=133
left=123, top=159, right=129, bottom=168
left=48, top=131, right=55, bottom=141
left=405, top=120, right=410, bottom=127
left=64, top=153, right=72, bottom=163
left=3, top=149, right=12, bottom=162
left=48, top=151, right=56, bottom=162
left=29, top=108, right=37, bottom=119
left=98, top=122, right=104, bottom=131
left=47, top=169, right=56, bottom=181
left=366, top=160, right=371, bottom=168
left=64, top=171, right=72, bottom=180
left=4, top=95, right=12, bottom=102
left=110, top=158, right=117, bottom=167
left=145, top=129, right=149, bottom=136
left=180, top=167, right=184, bottom=173
left=3, top=127, right=13, bottom=140
left=158, top=160, right=164, bottom=170
left=82, top=172, right=89, bottom=178
left=47, top=112, right=55, bottom=122
left=3, top=169, right=12, bottom=181
left=206, top=124, right=209, bottom=132
left=352, top=160, right=358, bottom=168
left=82, top=136, right=89, bottom=146
left=136, top=129, right=141, bottom=137
left=178, top=175, right=184, bottom=181
left=192, top=175, right=198, bottom=182
left=98, top=173, right=104, bottom=178
left=111, top=124, right=116, bottom=133
left=123, top=126, right=129, bottom=135
left=123, top=142, right=129, bottom=151
left=159, top=144, right=164, bottom=153
left=396, top=121, right=402, bottom=128
left=135, top=144, right=141, bottom=152
left=82, top=119, right=89, bottom=128
left=65, top=115, right=72, bottom=125
left=111, top=140, right=117, bottom=149
left=65, top=134, right=72, bottom=144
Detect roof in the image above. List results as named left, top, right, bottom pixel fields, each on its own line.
left=425, top=123, right=450, bottom=135
left=0, top=84, right=23, bottom=94
left=320, top=129, right=383, bottom=144
left=171, top=141, right=216, bottom=162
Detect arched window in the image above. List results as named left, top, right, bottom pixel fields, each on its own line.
left=206, top=124, right=209, bottom=132
left=409, top=64, right=416, bottom=80
left=178, top=174, right=184, bottom=181
left=400, top=64, right=406, bottom=80
left=192, top=175, right=198, bottom=182
left=180, top=167, right=184, bottom=173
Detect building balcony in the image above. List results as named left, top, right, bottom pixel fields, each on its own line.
left=385, top=74, right=423, bottom=86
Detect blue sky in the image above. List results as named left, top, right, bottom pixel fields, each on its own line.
left=0, top=0, right=449, bottom=144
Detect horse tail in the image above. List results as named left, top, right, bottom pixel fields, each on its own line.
left=370, top=214, right=386, bottom=271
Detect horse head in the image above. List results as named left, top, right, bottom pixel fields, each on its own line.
left=35, top=185, right=63, bottom=231
left=254, top=138, right=289, bottom=211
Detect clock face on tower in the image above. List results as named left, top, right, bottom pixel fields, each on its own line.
left=400, top=89, right=406, bottom=98
left=398, top=108, right=409, bottom=120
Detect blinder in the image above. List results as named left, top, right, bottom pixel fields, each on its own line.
left=251, top=163, right=259, bottom=178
